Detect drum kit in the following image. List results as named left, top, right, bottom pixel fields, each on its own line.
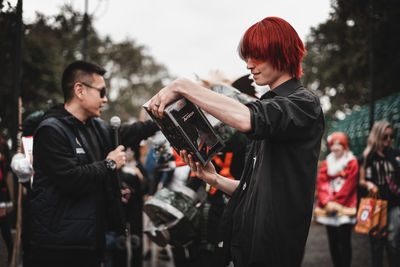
left=144, top=132, right=206, bottom=247
left=143, top=186, right=202, bottom=247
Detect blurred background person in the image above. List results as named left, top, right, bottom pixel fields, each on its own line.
left=359, top=120, right=400, bottom=267
left=104, top=146, right=148, bottom=267
left=0, top=119, right=13, bottom=264
left=314, top=132, right=359, bottom=267
left=121, top=146, right=147, bottom=267
left=10, top=109, right=46, bottom=265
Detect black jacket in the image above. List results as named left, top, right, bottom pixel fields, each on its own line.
left=29, top=104, right=158, bottom=255
left=220, top=79, right=324, bottom=267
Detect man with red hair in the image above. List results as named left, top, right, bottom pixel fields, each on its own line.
left=149, top=17, right=324, bottom=267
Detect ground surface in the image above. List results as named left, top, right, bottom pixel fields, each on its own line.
left=1, top=220, right=379, bottom=267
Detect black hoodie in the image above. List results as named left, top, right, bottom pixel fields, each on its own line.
left=28, top=104, right=158, bottom=261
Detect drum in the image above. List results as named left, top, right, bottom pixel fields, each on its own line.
left=143, top=187, right=200, bottom=247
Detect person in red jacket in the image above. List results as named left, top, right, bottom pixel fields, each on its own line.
left=314, top=132, right=359, bottom=267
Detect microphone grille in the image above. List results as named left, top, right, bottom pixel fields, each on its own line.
left=110, top=116, right=121, bottom=128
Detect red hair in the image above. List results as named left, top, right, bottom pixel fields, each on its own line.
left=327, top=132, right=349, bottom=151
left=239, top=17, right=306, bottom=79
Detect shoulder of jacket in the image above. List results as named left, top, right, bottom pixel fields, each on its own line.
left=35, top=117, right=73, bottom=139
left=291, top=87, right=319, bottom=101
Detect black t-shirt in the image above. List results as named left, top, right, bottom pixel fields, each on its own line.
left=365, top=148, right=400, bottom=207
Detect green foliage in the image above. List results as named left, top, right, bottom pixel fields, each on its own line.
left=0, top=2, right=170, bottom=139
left=302, top=0, right=400, bottom=118
left=0, top=0, right=20, bottom=136
left=101, top=38, right=170, bottom=122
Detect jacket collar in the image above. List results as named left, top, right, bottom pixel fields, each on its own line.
left=46, top=104, right=95, bottom=129
left=260, top=78, right=302, bottom=100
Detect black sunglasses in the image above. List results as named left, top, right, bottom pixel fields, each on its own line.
left=80, top=81, right=107, bottom=98
left=383, top=134, right=395, bottom=140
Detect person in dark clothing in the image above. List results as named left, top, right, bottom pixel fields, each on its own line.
left=0, top=133, right=13, bottom=264
left=105, top=146, right=148, bottom=267
left=148, top=17, right=324, bottom=267
left=26, top=61, right=158, bottom=267
left=359, top=120, right=400, bottom=267
left=11, top=110, right=48, bottom=266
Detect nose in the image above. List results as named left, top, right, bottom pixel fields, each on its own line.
left=103, top=95, right=108, bottom=103
left=246, top=58, right=256, bottom=70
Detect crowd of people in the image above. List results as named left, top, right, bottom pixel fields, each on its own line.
left=0, top=16, right=398, bottom=267
left=314, top=123, right=400, bottom=267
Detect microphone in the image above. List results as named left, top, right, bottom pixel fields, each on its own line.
left=110, top=116, right=121, bottom=148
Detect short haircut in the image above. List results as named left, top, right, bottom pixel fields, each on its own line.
left=61, top=60, right=106, bottom=103
left=238, top=17, right=306, bottom=80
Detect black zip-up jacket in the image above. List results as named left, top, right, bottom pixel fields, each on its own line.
left=29, top=104, right=158, bottom=256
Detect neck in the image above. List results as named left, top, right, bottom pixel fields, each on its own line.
left=377, top=148, right=388, bottom=157
left=269, top=73, right=293, bottom=90
left=64, top=101, right=88, bottom=123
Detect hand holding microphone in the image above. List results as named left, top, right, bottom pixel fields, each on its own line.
left=106, top=116, right=126, bottom=170
left=106, top=145, right=126, bottom=169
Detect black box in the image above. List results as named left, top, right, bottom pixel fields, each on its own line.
left=143, top=97, right=225, bottom=166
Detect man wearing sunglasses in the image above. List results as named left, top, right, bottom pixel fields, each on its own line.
left=25, top=61, right=158, bottom=267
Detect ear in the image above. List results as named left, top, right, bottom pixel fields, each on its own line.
left=74, top=82, right=85, bottom=100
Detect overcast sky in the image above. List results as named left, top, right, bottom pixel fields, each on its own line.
left=20, top=0, right=332, bottom=81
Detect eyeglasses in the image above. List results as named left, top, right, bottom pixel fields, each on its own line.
left=79, top=81, right=107, bottom=98
left=383, top=134, right=395, bottom=140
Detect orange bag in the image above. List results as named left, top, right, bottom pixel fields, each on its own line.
left=373, top=199, right=387, bottom=237
left=354, top=193, right=387, bottom=236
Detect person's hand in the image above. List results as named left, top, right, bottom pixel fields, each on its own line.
left=0, top=207, right=6, bottom=218
left=148, top=78, right=193, bottom=118
left=325, top=201, right=339, bottom=216
left=120, top=183, right=131, bottom=204
left=180, top=150, right=217, bottom=186
left=366, top=181, right=378, bottom=193
left=106, top=145, right=126, bottom=169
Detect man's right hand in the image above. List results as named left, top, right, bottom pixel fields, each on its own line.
left=106, top=145, right=126, bottom=169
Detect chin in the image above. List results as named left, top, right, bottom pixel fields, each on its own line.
left=254, top=79, right=268, bottom=86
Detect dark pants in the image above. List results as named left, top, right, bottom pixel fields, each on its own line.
left=0, top=215, right=13, bottom=263
left=370, top=206, right=400, bottom=267
left=326, top=224, right=353, bottom=267
left=172, top=244, right=222, bottom=267
left=24, top=247, right=101, bottom=267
